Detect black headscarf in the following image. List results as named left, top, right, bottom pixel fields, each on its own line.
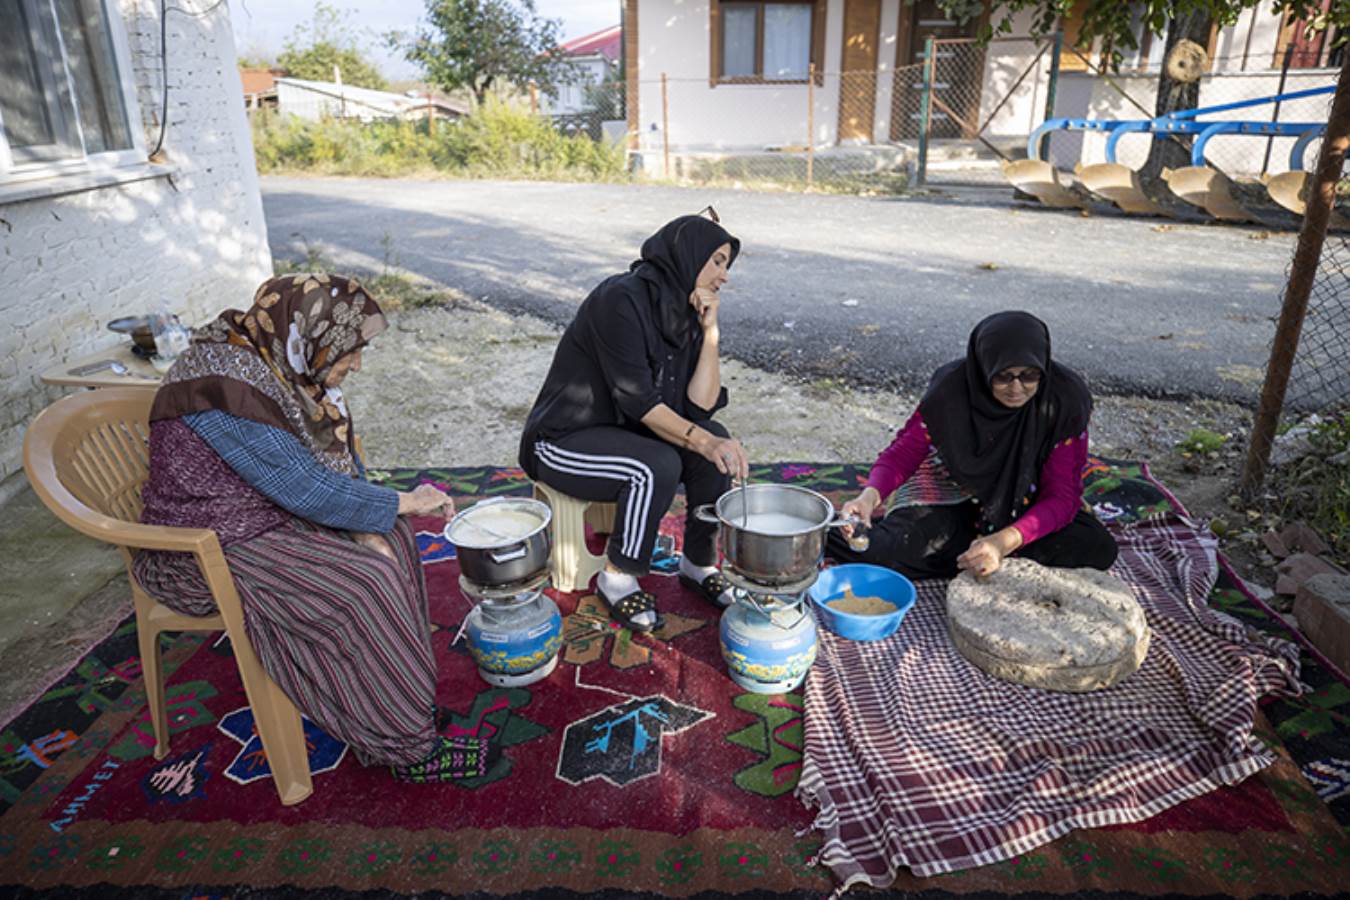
left=918, top=311, right=1092, bottom=531
left=630, top=214, right=741, bottom=347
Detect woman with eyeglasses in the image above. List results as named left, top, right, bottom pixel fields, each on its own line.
left=828, top=310, right=1117, bottom=579
left=518, top=211, right=749, bottom=631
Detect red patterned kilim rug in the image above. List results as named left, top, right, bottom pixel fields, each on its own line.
left=0, top=461, right=1345, bottom=898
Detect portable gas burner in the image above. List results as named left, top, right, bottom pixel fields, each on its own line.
left=718, top=567, right=819, bottom=694
left=458, top=570, right=562, bottom=687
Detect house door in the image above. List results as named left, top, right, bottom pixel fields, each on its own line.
left=890, top=1, right=983, bottom=141
left=837, top=0, right=881, bottom=143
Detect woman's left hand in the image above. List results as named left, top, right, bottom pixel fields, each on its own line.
left=690, top=287, right=720, bottom=333
left=353, top=531, right=397, bottom=561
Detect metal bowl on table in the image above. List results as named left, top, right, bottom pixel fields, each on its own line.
left=107, top=316, right=157, bottom=353
left=694, top=484, right=854, bottom=587
left=445, top=497, right=553, bottom=587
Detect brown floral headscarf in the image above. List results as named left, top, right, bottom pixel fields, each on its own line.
left=150, top=273, right=387, bottom=475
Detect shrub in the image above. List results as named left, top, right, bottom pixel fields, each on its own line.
left=1270, top=410, right=1350, bottom=565
left=250, top=102, right=626, bottom=182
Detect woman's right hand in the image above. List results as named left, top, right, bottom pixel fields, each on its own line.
left=699, top=434, right=750, bottom=480
left=839, top=487, right=881, bottom=537
left=397, top=483, right=456, bottom=518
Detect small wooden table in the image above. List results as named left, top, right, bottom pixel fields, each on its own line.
left=40, top=343, right=164, bottom=389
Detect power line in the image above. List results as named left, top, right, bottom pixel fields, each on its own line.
left=149, top=0, right=231, bottom=159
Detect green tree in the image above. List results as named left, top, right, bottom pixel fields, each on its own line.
left=277, top=1, right=388, bottom=90
left=396, top=0, right=580, bottom=107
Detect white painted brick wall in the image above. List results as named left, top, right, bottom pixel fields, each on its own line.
left=0, top=0, right=270, bottom=495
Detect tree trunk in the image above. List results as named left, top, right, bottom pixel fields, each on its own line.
left=1140, top=10, right=1212, bottom=182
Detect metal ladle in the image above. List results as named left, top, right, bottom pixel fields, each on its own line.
left=738, top=473, right=749, bottom=528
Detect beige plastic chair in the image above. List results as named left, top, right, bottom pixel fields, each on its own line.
left=23, top=387, right=313, bottom=806
left=531, top=482, right=615, bottom=592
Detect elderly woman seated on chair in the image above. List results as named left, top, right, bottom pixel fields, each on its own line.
left=134, top=274, right=492, bottom=784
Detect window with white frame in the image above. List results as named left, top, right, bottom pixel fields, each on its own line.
left=0, top=0, right=144, bottom=181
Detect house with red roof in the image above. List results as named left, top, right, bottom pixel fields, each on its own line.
left=546, top=24, right=622, bottom=115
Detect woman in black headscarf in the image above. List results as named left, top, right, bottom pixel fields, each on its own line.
left=828, top=311, right=1117, bottom=578
left=519, top=212, right=748, bottom=630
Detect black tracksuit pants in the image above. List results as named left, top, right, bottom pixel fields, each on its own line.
left=524, top=421, right=732, bottom=575
left=825, top=500, right=1118, bottom=580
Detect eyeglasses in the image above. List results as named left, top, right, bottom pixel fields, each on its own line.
left=990, top=369, right=1043, bottom=388
left=698, top=205, right=721, bottom=224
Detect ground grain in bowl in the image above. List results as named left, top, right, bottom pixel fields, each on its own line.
left=827, top=588, right=897, bottom=615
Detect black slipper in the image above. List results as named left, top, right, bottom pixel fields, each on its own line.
left=596, top=585, right=664, bottom=633
left=679, top=570, right=734, bottom=609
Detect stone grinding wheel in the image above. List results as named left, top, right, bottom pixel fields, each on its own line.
left=946, top=558, right=1150, bottom=692
left=1165, top=39, right=1209, bottom=84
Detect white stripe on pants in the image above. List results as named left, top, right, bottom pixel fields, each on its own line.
left=534, top=441, right=655, bottom=560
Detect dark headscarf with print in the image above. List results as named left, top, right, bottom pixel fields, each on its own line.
left=918, top=311, right=1092, bottom=531
left=629, top=214, right=740, bottom=348
left=150, top=274, right=387, bottom=476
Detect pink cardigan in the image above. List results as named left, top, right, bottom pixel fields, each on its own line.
left=865, top=411, right=1088, bottom=546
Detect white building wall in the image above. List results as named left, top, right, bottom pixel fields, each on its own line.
left=276, top=80, right=337, bottom=120
left=546, top=57, right=611, bottom=114
left=1214, top=8, right=1285, bottom=73
left=976, top=10, right=1056, bottom=141
left=0, top=0, right=271, bottom=492
left=636, top=0, right=847, bottom=157
left=870, top=0, right=901, bottom=145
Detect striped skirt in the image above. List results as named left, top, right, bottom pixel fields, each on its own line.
left=133, top=517, right=437, bottom=768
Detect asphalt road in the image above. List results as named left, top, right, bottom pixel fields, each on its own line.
left=262, top=176, right=1297, bottom=404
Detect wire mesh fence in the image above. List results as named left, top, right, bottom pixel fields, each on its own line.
left=1285, top=233, right=1350, bottom=414
left=1241, top=227, right=1350, bottom=558
left=910, top=36, right=1060, bottom=186
left=626, top=72, right=909, bottom=193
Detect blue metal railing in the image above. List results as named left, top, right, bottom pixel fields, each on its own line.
left=1028, top=84, right=1334, bottom=171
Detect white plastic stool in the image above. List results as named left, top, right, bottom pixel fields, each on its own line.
left=532, top=482, right=617, bottom=593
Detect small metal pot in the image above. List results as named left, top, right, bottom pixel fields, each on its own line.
left=694, top=484, right=854, bottom=586
left=107, top=316, right=157, bottom=353
left=445, top=497, right=552, bottom=587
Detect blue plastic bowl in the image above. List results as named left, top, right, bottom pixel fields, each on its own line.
left=809, top=564, right=917, bottom=641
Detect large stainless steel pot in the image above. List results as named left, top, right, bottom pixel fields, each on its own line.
left=445, top=497, right=552, bottom=587
left=694, top=484, right=852, bottom=587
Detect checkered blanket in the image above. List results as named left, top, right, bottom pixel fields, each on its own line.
left=796, top=513, right=1303, bottom=888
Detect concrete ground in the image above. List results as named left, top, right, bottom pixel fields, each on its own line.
left=0, top=291, right=1251, bottom=725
